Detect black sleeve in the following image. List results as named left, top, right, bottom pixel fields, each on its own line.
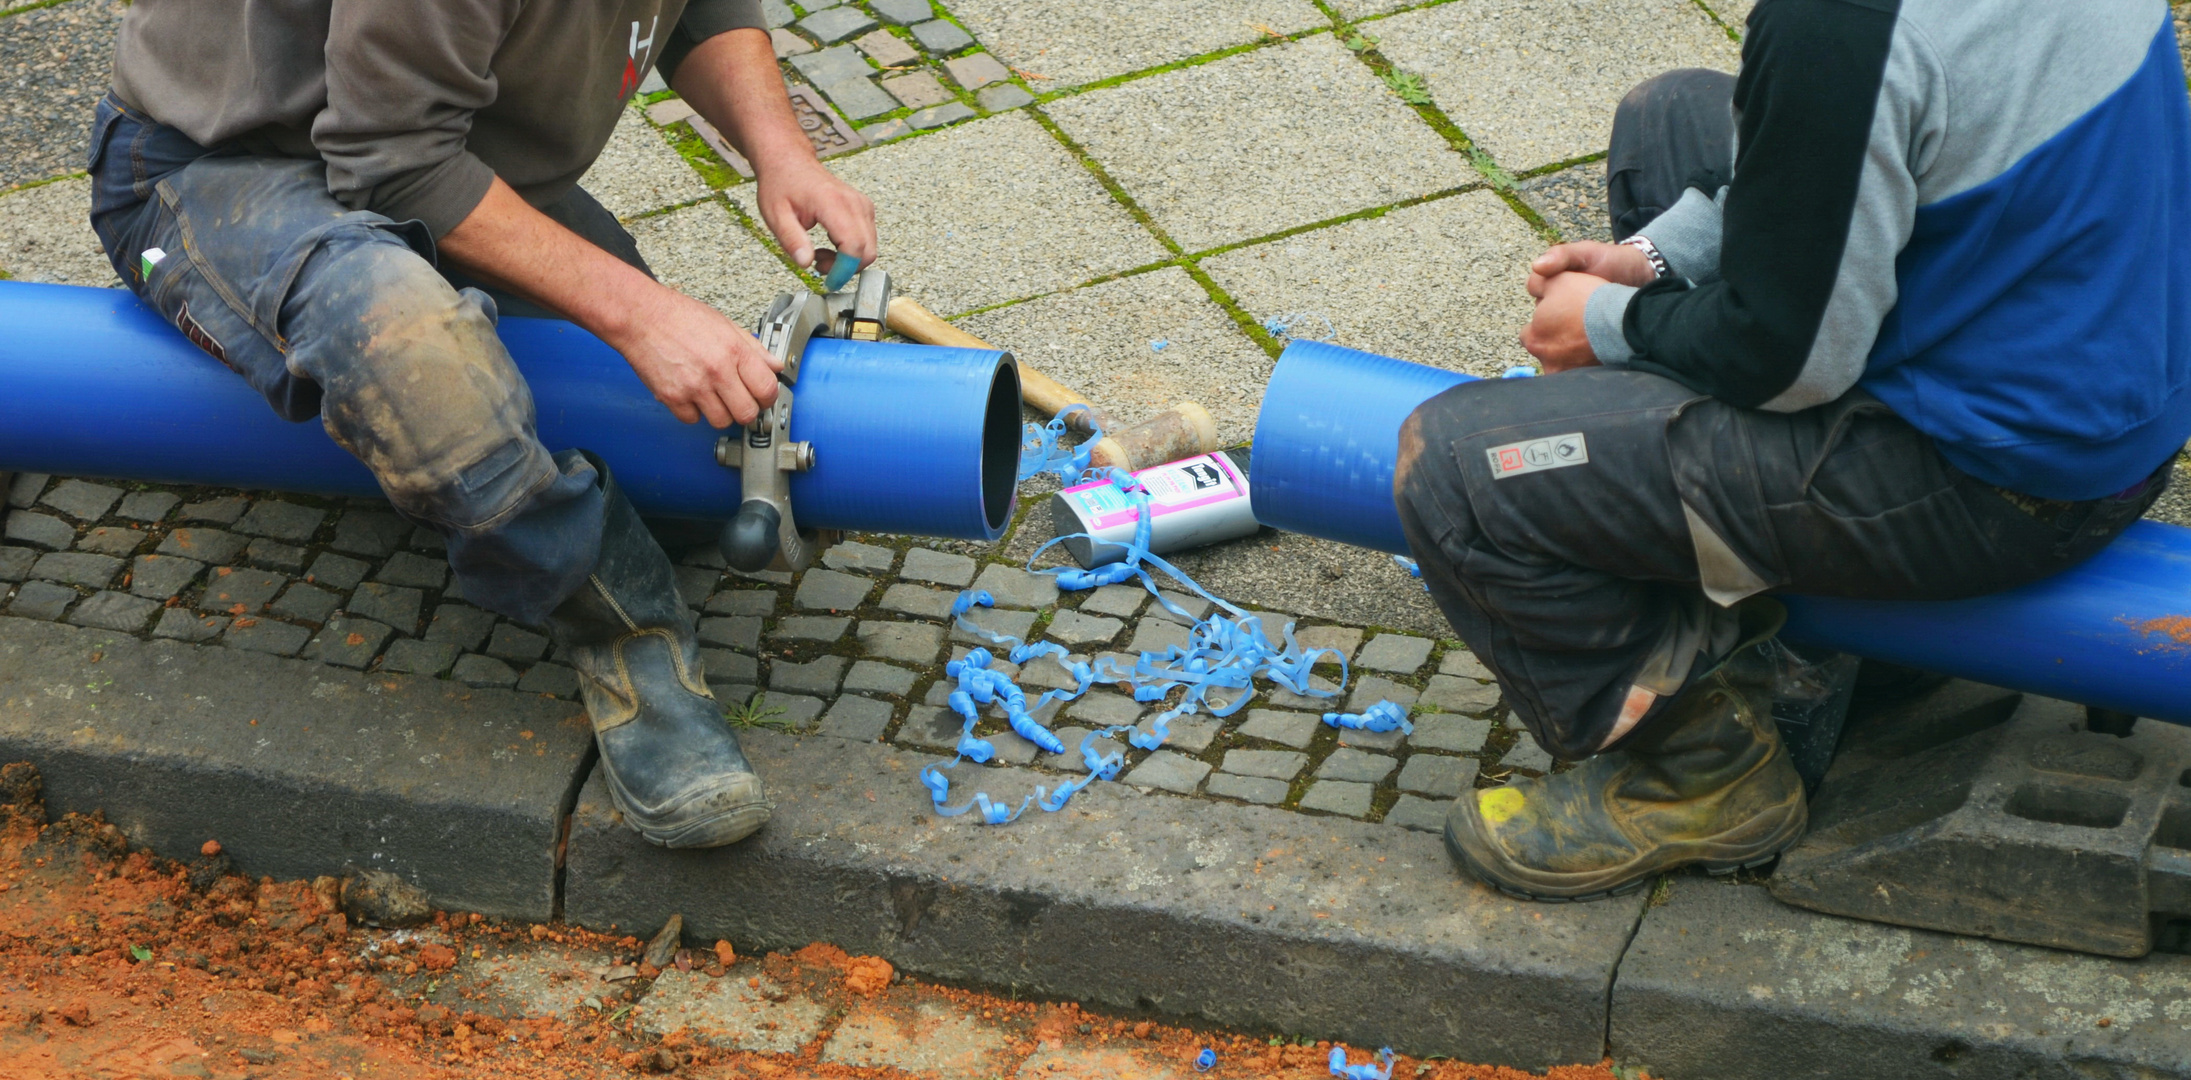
left=1621, top=0, right=1901, bottom=408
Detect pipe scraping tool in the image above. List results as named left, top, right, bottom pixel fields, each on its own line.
left=716, top=266, right=893, bottom=573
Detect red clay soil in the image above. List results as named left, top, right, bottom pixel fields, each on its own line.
left=0, top=762, right=1631, bottom=1080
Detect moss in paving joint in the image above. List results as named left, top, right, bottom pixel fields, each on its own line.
left=1689, top=0, right=1743, bottom=42
left=1179, top=183, right=1489, bottom=264
left=618, top=195, right=717, bottom=225
left=1025, top=106, right=1183, bottom=255
left=1513, top=150, right=1608, bottom=181
left=1, top=169, right=88, bottom=196
left=1179, top=262, right=1286, bottom=359
left=659, top=123, right=745, bottom=191
left=0, top=0, right=80, bottom=18
left=1496, top=188, right=1563, bottom=246
left=1030, top=29, right=1327, bottom=106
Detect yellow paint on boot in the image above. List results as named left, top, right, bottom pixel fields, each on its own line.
left=1479, top=786, right=1526, bottom=825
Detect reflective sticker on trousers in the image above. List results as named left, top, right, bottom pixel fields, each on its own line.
left=1486, top=432, right=1587, bottom=479
left=174, top=301, right=229, bottom=366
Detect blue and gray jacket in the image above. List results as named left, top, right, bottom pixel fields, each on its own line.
left=1585, top=0, right=2191, bottom=502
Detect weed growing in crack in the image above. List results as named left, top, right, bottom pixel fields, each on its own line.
left=725, top=692, right=795, bottom=732
left=1382, top=69, right=1433, bottom=105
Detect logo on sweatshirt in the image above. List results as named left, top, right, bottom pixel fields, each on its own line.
left=619, top=16, right=659, bottom=100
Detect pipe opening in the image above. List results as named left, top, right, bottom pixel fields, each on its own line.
left=980, top=356, right=1023, bottom=534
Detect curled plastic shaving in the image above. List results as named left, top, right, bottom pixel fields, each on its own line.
left=1323, top=699, right=1414, bottom=735
left=924, top=467, right=1376, bottom=825
left=1018, top=403, right=1102, bottom=482
left=1328, top=1047, right=1396, bottom=1080
left=1392, top=555, right=1421, bottom=577
left=947, top=648, right=1066, bottom=755
left=1500, top=364, right=1539, bottom=379
left=1263, top=310, right=1337, bottom=344
left=1195, top=1048, right=1217, bottom=1072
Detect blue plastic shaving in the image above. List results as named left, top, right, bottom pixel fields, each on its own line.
left=1323, top=699, right=1413, bottom=735
left=1263, top=310, right=1337, bottom=344
left=1195, top=1048, right=1217, bottom=1071
left=1329, top=1047, right=1396, bottom=1080
left=922, top=463, right=1378, bottom=825
left=1392, top=555, right=1421, bottom=577
left=1151, top=339, right=1170, bottom=352
left=1500, top=364, right=1539, bottom=379
left=1018, top=403, right=1102, bottom=482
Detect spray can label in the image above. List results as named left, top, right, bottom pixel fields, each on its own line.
left=1061, top=453, right=1246, bottom=531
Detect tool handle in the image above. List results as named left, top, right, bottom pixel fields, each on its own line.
left=885, top=297, right=1101, bottom=430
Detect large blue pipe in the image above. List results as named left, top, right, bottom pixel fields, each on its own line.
left=0, top=283, right=1019, bottom=539
left=1251, top=340, right=2191, bottom=723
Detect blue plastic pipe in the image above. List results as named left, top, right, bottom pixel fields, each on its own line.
left=0, top=283, right=1020, bottom=540
left=1251, top=340, right=2191, bottom=722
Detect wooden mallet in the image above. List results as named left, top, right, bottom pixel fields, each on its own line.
left=884, top=297, right=1220, bottom=472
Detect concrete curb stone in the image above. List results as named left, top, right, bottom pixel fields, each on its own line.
left=563, top=733, right=1641, bottom=1069
left=0, top=616, right=589, bottom=918
left=1612, top=878, right=2191, bottom=1079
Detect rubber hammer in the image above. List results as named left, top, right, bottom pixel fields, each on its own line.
left=884, top=297, right=1220, bottom=471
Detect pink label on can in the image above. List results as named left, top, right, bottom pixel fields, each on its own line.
left=1063, top=453, right=1246, bottom=531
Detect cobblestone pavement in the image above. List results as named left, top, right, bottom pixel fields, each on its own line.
left=1, top=0, right=2189, bottom=861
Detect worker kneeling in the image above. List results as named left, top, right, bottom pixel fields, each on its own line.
left=1402, top=0, right=2191, bottom=900
left=88, top=1, right=878, bottom=848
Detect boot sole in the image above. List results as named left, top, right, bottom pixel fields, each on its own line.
left=1444, top=796, right=1807, bottom=903
left=601, top=765, right=774, bottom=849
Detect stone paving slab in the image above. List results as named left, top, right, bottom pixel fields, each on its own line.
left=564, top=731, right=1645, bottom=1069
left=0, top=176, right=115, bottom=286
left=628, top=199, right=805, bottom=327
left=583, top=106, right=712, bottom=218
left=0, top=0, right=121, bottom=188
left=805, top=112, right=1167, bottom=316
left=0, top=616, right=590, bottom=919
left=1612, top=877, right=2191, bottom=1079
left=1201, top=189, right=1541, bottom=378
left=946, top=0, right=1325, bottom=88
left=959, top=267, right=1275, bottom=444
left=1046, top=33, right=1466, bottom=251
left=1518, top=160, right=1614, bottom=245
left=1374, top=0, right=1740, bottom=172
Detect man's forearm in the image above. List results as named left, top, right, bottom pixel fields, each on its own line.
left=671, top=28, right=816, bottom=176
left=436, top=176, right=657, bottom=344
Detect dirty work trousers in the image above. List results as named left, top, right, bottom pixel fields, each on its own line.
left=1393, top=70, right=2169, bottom=761
left=85, top=94, right=655, bottom=625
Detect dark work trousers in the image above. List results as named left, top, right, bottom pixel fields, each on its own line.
left=1393, top=72, right=2170, bottom=762
left=1607, top=68, right=1736, bottom=241
left=85, top=94, right=656, bottom=626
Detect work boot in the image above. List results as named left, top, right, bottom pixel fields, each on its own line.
left=546, top=457, right=772, bottom=849
left=1443, top=614, right=1807, bottom=901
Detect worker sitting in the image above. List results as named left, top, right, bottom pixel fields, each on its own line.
left=1398, top=0, right=2190, bottom=900
left=86, top=0, right=879, bottom=849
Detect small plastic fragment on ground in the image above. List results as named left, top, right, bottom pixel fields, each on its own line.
left=1196, top=1046, right=1217, bottom=1071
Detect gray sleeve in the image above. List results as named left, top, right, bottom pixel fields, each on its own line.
left=312, top=0, right=516, bottom=238
left=1585, top=283, right=1641, bottom=365
left=1635, top=186, right=1729, bottom=285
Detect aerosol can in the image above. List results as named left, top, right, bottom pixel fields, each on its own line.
left=1048, top=450, right=1259, bottom=568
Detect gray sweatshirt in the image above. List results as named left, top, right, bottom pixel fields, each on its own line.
left=111, top=0, right=764, bottom=238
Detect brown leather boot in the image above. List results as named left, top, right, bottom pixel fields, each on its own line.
left=1443, top=643, right=1808, bottom=902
